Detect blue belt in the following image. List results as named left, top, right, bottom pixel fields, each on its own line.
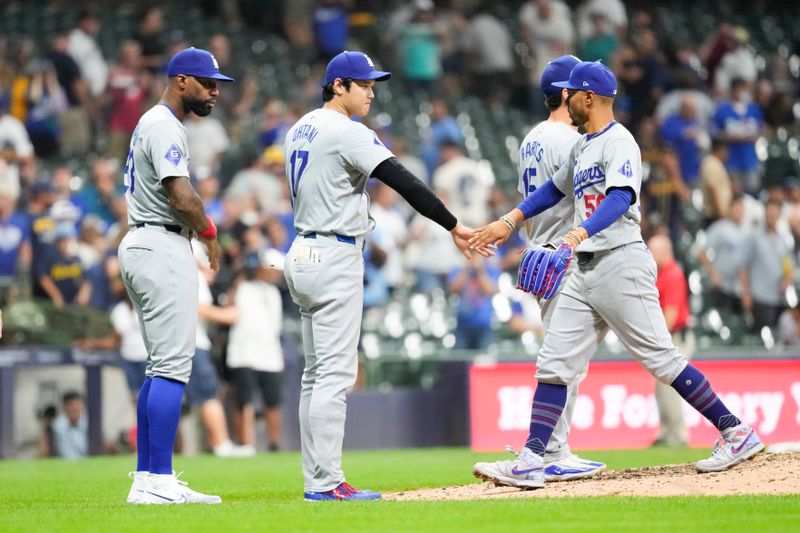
left=303, top=232, right=356, bottom=245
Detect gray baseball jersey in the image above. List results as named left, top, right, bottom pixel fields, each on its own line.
left=124, top=104, right=189, bottom=226
left=551, top=121, right=643, bottom=252
left=284, top=108, right=394, bottom=237
left=518, top=120, right=581, bottom=246
left=535, top=120, right=687, bottom=389
left=118, top=103, right=197, bottom=384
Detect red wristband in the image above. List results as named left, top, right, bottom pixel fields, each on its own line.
left=198, top=216, right=217, bottom=239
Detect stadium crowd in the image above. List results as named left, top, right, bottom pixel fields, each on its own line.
left=1, top=0, right=800, bottom=457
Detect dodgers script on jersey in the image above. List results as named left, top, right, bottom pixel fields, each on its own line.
left=124, top=104, right=188, bottom=226
left=284, top=109, right=394, bottom=236
left=517, top=121, right=581, bottom=246
left=551, top=121, right=642, bottom=253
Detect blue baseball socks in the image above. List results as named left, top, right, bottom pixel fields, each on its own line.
left=136, top=376, right=186, bottom=474
left=524, top=383, right=568, bottom=456
left=670, top=364, right=741, bottom=431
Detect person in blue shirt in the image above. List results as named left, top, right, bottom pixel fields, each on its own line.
left=660, top=94, right=707, bottom=187
left=0, top=185, right=31, bottom=302
left=38, top=224, right=90, bottom=308
left=313, top=0, right=349, bottom=62
left=712, top=78, right=763, bottom=195
left=448, top=255, right=499, bottom=351
left=419, top=99, right=463, bottom=177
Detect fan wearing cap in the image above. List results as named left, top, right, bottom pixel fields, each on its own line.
left=470, top=61, right=764, bottom=487
left=283, top=50, right=479, bottom=502
left=119, top=47, right=233, bottom=505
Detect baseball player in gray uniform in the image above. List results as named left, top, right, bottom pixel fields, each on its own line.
left=471, top=61, right=763, bottom=489
left=283, top=50, right=476, bottom=501
left=516, top=55, right=605, bottom=482
left=121, top=47, right=231, bottom=505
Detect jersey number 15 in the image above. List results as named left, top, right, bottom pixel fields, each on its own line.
left=289, top=150, right=309, bottom=200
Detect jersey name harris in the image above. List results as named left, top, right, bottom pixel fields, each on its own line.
left=572, top=163, right=605, bottom=198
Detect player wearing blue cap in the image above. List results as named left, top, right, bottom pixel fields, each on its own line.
left=479, top=55, right=606, bottom=484
left=122, top=47, right=233, bottom=504
left=470, top=61, right=764, bottom=489
left=283, top=51, right=477, bottom=501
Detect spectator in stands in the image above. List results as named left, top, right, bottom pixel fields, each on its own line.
left=577, top=0, right=627, bottom=41
left=185, top=112, right=230, bottom=180
left=700, top=139, right=732, bottom=225
left=76, top=157, right=123, bottom=231
left=49, top=166, right=84, bottom=231
left=133, top=6, right=167, bottom=73
left=23, top=59, right=67, bottom=158
left=369, top=182, right=408, bottom=291
left=659, top=93, right=709, bottom=188
left=400, top=2, right=442, bottom=94
left=712, top=78, right=764, bottom=196
left=67, top=9, right=108, bottom=100
left=45, top=33, right=92, bottom=156
left=618, top=28, right=669, bottom=133
left=363, top=241, right=390, bottom=309
left=198, top=175, right=225, bottom=224
left=191, top=252, right=256, bottom=457
left=519, top=0, right=575, bottom=117
left=52, top=391, right=87, bottom=460
left=698, top=195, right=747, bottom=313
left=419, top=98, right=462, bottom=176
left=106, top=40, right=149, bottom=164
left=462, top=6, right=515, bottom=108
left=432, top=139, right=494, bottom=228
left=313, top=0, right=349, bottom=63
left=258, top=99, right=294, bottom=150
left=739, top=200, right=793, bottom=332
left=36, top=404, right=57, bottom=458
left=207, top=33, right=258, bottom=127
left=0, top=93, right=35, bottom=196
left=578, top=12, right=619, bottom=66
left=226, top=147, right=284, bottom=215
left=649, top=233, right=691, bottom=447
left=507, top=298, right=544, bottom=342
left=37, top=223, right=90, bottom=308
left=713, top=27, right=757, bottom=98
left=448, top=254, right=499, bottom=352
left=778, top=304, right=800, bottom=347
left=227, top=249, right=286, bottom=452
left=28, top=181, right=56, bottom=299
left=0, top=182, right=30, bottom=304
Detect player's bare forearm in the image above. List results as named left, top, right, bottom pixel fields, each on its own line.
left=468, top=208, right=523, bottom=250
left=164, top=176, right=211, bottom=233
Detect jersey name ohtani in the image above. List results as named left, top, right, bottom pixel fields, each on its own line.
left=292, top=124, right=319, bottom=144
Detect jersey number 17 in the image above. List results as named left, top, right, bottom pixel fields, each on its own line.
left=289, top=150, right=309, bottom=201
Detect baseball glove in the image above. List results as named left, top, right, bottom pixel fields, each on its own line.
left=517, top=243, right=573, bottom=299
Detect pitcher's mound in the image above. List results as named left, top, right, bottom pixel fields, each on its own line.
left=386, top=452, right=800, bottom=501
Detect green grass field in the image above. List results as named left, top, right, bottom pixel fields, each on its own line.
left=1, top=448, right=798, bottom=532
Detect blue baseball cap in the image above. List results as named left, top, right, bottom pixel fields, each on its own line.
left=324, top=51, right=391, bottom=86
left=552, top=61, right=617, bottom=98
left=167, top=47, right=234, bottom=81
left=540, top=55, right=581, bottom=97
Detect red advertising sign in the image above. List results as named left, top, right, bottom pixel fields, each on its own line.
left=470, top=359, right=800, bottom=451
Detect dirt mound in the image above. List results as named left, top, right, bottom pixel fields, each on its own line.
left=386, top=452, right=800, bottom=501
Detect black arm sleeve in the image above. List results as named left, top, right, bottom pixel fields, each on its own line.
left=371, top=157, right=457, bottom=231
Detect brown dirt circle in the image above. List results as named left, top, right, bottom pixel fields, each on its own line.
left=385, top=452, right=800, bottom=500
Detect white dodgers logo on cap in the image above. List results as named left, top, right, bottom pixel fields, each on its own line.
left=211, top=53, right=219, bottom=69
left=364, top=54, right=374, bottom=67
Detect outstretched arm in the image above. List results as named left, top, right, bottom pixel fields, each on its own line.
left=371, top=157, right=488, bottom=258
left=469, top=179, right=565, bottom=250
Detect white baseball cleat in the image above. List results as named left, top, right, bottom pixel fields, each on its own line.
left=473, top=446, right=544, bottom=489
left=213, top=441, right=257, bottom=458
left=128, top=472, right=222, bottom=504
left=543, top=454, right=606, bottom=481
left=126, top=471, right=150, bottom=504
left=696, top=423, right=765, bottom=473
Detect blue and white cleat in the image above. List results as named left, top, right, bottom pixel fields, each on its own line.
left=472, top=446, right=544, bottom=489
left=543, top=454, right=606, bottom=482
left=304, top=482, right=382, bottom=501
left=696, top=423, right=764, bottom=473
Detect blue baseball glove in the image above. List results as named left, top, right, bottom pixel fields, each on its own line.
left=516, top=247, right=548, bottom=293
left=517, top=243, right=573, bottom=299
